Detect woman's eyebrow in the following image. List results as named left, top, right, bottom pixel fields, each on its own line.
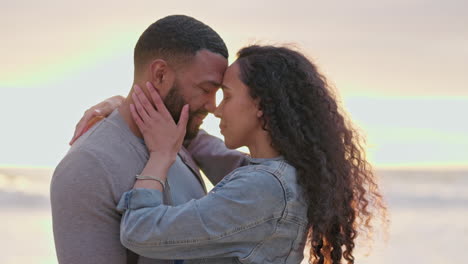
left=220, top=84, right=231, bottom=90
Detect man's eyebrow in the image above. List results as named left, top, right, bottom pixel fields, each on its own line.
left=200, top=80, right=222, bottom=87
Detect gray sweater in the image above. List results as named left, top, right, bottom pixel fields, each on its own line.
left=50, top=110, right=247, bottom=264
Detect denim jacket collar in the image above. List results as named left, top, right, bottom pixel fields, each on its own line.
left=247, top=155, right=285, bottom=164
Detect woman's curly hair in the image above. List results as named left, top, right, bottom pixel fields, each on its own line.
left=236, top=45, right=387, bottom=264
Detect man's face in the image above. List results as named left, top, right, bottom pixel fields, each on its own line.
left=164, top=49, right=228, bottom=139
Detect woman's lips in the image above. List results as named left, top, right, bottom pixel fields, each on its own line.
left=219, top=124, right=226, bottom=133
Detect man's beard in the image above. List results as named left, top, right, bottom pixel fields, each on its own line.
left=164, top=82, right=208, bottom=140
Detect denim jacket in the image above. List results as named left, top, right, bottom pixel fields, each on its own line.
left=117, top=156, right=309, bottom=264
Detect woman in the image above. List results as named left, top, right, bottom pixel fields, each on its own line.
left=74, top=45, right=386, bottom=264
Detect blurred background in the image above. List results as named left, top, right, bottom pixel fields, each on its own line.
left=1, top=0, right=467, bottom=263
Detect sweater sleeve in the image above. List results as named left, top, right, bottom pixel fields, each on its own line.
left=50, top=149, right=130, bottom=264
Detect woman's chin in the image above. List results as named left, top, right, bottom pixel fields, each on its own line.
left=223, top=138, right=238, bottom=150
left=223, top=141, right=234, bottom=150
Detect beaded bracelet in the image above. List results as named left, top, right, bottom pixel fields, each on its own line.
left=135, top=174, right=165, bottom=190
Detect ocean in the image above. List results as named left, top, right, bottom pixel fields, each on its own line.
left=1, top=168, right=467, bottom=264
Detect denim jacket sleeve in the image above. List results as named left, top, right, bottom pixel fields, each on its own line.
left=116, top=167, right=286, bottom=260
left=186, top=130, right=249, bottom=185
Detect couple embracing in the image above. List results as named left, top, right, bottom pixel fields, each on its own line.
left=51, top=15, right=385, bottom=264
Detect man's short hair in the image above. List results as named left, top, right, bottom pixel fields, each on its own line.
left=134, top=15, right=228, bottom=71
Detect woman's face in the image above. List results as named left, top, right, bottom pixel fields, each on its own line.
left=214, top=62, right=262, bottom=149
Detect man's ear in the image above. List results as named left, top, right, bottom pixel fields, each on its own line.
left=149, top=59, right=175, bottom=97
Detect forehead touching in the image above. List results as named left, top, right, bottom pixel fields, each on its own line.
left=220, top=62, right=253, bottom=99
left=179, top=49, right=228, bottom=88
left=220, top=62, right=241, bottom=90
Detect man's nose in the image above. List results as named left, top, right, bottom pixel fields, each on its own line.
left=205, top=93, right=217, bottom=113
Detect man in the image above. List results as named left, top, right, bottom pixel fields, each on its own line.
left=51, top=15, right=246, bottom=264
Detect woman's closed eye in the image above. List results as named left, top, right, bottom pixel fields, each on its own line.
left=222, top=92, right=231, bottom=100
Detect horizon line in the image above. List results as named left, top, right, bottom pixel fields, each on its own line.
left=1, top=164, right=467, bottom=172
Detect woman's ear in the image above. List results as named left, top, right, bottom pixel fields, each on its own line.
left=257, top=109, right=263, bottom=118
left=254, top=99, right=263, bottom=118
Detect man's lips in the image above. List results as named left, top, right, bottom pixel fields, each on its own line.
left=191, top=113, right=207, bottom=125
left=192, top=112, right=208, bottom=120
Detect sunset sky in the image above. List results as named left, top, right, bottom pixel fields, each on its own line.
left=1, top=0, right=467, bottom=169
